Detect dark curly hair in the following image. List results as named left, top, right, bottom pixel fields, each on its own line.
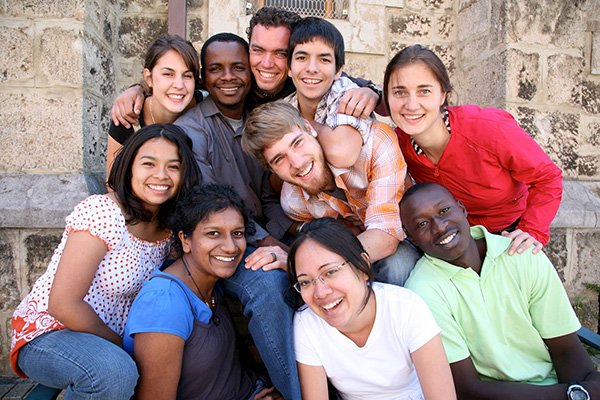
left=167, top=184, right=255, bottom=257
left=107, top=124, right=200, bottom=229
left=287, top=218, right=374, bottom=311
left=246, top=6, right=302, bottom=43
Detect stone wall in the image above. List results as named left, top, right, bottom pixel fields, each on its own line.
left=456, top=0, right=600, bottom=330
left=0, top=0, right=118, bottom=376
left=0, top=0, right=599, bottom=377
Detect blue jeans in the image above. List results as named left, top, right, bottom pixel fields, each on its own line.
left=373, top=240, right=421, bottom=286
left=18, top=329, right=138, bottom=400
left=220, top=247, right=301, bottom=400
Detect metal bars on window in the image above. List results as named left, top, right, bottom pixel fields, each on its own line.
left=246, top=0, right=349, bottom=20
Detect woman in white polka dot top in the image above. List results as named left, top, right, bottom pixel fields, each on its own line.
left=10, top=124, right=200, bottom=399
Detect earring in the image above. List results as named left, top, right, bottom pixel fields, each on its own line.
left=311, top=131, right=317, bottom=137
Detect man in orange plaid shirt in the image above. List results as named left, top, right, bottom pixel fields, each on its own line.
left=243, top=101, right=419, bottom=286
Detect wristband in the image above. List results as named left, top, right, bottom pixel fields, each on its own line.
left=366, top=83, right=383, bottom=106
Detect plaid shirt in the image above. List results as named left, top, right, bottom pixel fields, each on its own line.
left=281, top=122, right=408, bottom=240
left=284, top=76, right=373, bottom=144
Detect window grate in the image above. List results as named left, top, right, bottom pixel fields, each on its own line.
left=246, top=0, right=349, bottom=20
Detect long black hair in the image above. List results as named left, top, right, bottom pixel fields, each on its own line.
left=107, top=124, right=200, bottom=229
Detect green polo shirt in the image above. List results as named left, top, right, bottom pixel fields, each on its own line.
left=405, top=226, right=580, bottom=385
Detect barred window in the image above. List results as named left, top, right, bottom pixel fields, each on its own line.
left=246, top=0, right=349, bottom=20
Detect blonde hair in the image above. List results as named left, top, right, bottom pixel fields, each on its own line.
left=242, top=101, right=310, bottom=168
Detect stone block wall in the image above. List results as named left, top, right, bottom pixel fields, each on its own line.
left=455, top=0, right=600, bottom=330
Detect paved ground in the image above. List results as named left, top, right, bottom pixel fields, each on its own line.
left=0, top=378, right=62, bottom=400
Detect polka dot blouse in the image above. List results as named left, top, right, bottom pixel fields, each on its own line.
left=10, top=195, right=171, bottom=378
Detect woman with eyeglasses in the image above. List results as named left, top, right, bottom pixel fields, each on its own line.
left=287, top=218, right=456, bottom=400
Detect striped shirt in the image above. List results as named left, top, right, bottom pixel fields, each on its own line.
left=281, top=122, right=409, bottom=240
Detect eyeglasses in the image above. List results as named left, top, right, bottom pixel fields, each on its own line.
left=293, top=261, right=349, bottom=293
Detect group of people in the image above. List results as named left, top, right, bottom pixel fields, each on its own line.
left=9, top=5, right=599, bottom=400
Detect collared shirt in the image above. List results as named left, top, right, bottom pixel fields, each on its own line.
left=281, top=122, right=408, bottom=240
left=405, top=226, right=580, bottom=384
left=175, top=97, right=292, bottom=245
left=284, top=76, right=373, bottom=144
left=396, top=105, right=563, bottom=245
left=411, top=107, right=451, bottom=155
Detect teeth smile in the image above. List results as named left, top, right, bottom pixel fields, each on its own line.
left=220, top=87, right=239, bottom=92
left=148, top=184, right=169, bottom=191
left=214, top=256, right=235, bottom=262
left=303, top=79, right=320, bottom=84
left=439, top=232, right=456, bottom=245
left=322, top=298, right=342, bottom=310
left=167, top=94, right=185, bottom=100
left=259, top=71, right=276, bottom=78
left=405, top=114, right=423, bottom=120
left=297, top=162, right=313, bottom=178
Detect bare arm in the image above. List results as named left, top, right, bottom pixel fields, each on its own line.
left=450, top=333, right=600, bottom=400
left=412, top=334, right=456, bottom=400
left=133, top=332, right=184, bottom=400
left=106, top=135, right=123, bottom=180
left=309, top=120, right=363, bottom=168
left=111, top=85, right=145, bottom=128
left=297, top=362, right=329, bottom=400
left=48, top=231, right=122, bottom=346
left=357, top=228, right=399, bottom=263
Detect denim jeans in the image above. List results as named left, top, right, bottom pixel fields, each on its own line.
left=18, top=329, right=138, bottom=400
left=220, top=247, right=301, bottom=400
left=373, top=240, right=421, bottom=286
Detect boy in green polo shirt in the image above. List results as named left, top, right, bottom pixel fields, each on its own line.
left=402, top=182, right=600, bottom=400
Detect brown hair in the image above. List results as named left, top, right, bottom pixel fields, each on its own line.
left=242, top=101, right=309, bottom=168
left=246, top=6, right=301, bottom=43
left=144, top=34, right=201, bottom=92
left=383, top=44, right=453, bottom=112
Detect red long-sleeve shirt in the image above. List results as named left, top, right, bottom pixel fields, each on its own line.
left=397, top=105, right=563, bottom=245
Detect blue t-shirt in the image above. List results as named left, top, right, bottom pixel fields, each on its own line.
left=123, top=269, right=214, bottom=355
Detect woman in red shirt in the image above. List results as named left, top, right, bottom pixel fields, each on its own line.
left=383, top=45, right=562, bottom=254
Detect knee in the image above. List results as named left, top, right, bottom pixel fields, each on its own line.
left=76, top=346, right=139, bottom=398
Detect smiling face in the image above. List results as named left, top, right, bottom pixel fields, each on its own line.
left=203, top=40, right=251, bottom=119
left=249, top=24, right=291, bottom=96
left=289, top=39, right=342, bottom=110
left=180, top=207, right=246, bottom=283
left=400, top=185, right=473, bottom=266
left=294, top=238, right=371, bottom=333
left=130, top=137, right=182, bottom=214
left=262, top=125, right=335, bottom=195
left=387, top=62, right=447, bottom=139
left=144, top=50, right=195, bottom=122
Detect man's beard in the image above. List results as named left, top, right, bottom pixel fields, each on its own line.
left=297, top=160, right=335, bottom=196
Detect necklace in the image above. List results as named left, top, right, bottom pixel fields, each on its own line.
left=254, top=83, right=278, bottom=99
left=181, top=255, right=215, bottom=309
left=149, top=96, right=156, bottom=124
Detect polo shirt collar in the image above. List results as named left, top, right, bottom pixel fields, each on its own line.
left=422, top=225, right=512, bottom=279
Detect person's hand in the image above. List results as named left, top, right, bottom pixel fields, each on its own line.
left=336, top=87, right=378, bottom=119
left=253, top=386, right=283, bottom=400
left=245, top=242, right=288, bottom=271
left=111, top=85, right=145, bottom=128
left=502, top=229, right=543, bottom=256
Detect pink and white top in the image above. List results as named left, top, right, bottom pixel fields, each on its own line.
left=10, top=195, right=170, bottom=378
